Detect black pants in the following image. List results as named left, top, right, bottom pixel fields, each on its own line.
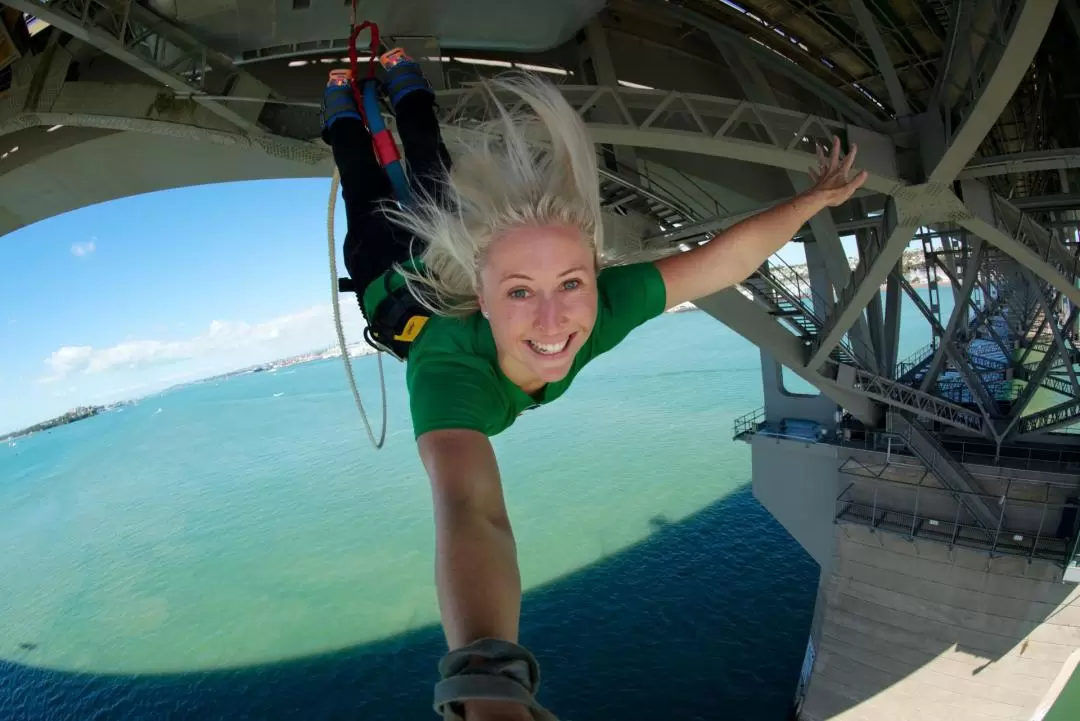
left=328, top=92, right=452, bottom=312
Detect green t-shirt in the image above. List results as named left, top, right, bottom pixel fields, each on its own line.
left=402, top=262, right=668, bottom=438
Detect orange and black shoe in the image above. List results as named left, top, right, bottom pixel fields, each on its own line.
left=321, top=69, right=362, bottom=143
left=379, top=48, right=433, bottom=108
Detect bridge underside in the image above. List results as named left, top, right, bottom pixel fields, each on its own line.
left=3, top=0, right=1080, bottom=718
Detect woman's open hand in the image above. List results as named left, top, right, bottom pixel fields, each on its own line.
left=809, top=135, right=868, bottom=208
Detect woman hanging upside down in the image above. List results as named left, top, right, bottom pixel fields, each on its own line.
left=322, top=52, right=867, bottom=721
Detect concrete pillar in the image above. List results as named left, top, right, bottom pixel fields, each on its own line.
left=799, top=523, right=1080, bottom=721
left=750, top=437, right=841, bottom=569
left=751, top=436, right=1080, bottom=721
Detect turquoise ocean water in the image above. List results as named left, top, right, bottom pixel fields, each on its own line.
left=0, top=300, right=937, bottom=720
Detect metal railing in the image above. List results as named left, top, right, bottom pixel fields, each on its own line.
left=602, top=155, right=712, bottom=221
left=833, top=425, right=1080, bottom=478
left=1038, top=374, right=1075, bottom=398
left=755, top=254, right=880, bottom=369
left=600, top=130, right=896, bottom=375
left=895, top=343, right=935, bottom=381
left=733, top=406, right=766, bottom=440
left=967, top=349, right=1009, bottom=370
left=1019, top=397, right=1080, bottom=436
left=853, top=369, right=985, bottom=433
left=887, top=411, right=1001, bottom=530
left=944, top=0, right=1024, bottom=147
left=835, top=476, right=1075, bottom=564
left=637, top=158, right=728, bottom=221
left=934, top=376, right=1016, bottom=405
left=992, top=195, right=1080, bottom=281
left=601, top=154, right=880, bottom=371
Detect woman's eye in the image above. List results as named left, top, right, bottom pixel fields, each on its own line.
left=563, top=279, right=581, bottom=291
left=509, top=288, right=530, bottom=299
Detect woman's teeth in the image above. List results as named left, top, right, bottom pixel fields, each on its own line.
left=528, top=337, right=569, bottom=355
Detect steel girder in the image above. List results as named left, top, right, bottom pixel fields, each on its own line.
left=928, top=0, right=1058, bottom=184
left=960, top=148, right=1080, bottom=179
left=2, top=0, right=272, bottom=133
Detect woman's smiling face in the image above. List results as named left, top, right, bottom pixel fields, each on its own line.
left=477, top=224, right=599, bottom=393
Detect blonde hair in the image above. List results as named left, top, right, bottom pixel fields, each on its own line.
left=386, top=72, right=604, bottom=317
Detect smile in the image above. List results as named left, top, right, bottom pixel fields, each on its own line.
left=526, top=333, right=575, bottom=358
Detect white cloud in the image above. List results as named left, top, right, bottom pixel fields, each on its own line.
left=40, top=304, right=365, bottom=382
left=71, top=240, right=97, bottom=257
left=44, top=345, right=94, bottom=379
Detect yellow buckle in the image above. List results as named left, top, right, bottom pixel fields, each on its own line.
left=393, top=315, right=429, bottom=342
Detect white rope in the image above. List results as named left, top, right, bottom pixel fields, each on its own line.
left=328, top=165, right=388, bottom=449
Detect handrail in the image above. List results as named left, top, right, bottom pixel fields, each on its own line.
left=838, top=426, right=1080, bottom=477
left=596, top=167, right=699, bottom=227
left=757, top=254, right=874, bottom=367
left=888, top=411, right=1000, bottom=531
left=733, top=406, right=766, bottom=439
left=835, top=489, right=1072, bottom=565
left=637, top=158, right=727, bottom=219
left=968, top=349, right=1008, bottom=369
left=837, top=463, right=1078, bottom=510
left=896, top=342, right=934, bottom=380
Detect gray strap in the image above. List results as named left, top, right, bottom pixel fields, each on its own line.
left=433, top=638, right=558, bottom=720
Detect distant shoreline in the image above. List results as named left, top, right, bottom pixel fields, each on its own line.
left=0, top=306, right=728, bottom=440
left=1, top=406, right=104, bottom=444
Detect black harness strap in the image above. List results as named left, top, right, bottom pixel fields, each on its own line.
left=339, top=273, right=431, bottom=362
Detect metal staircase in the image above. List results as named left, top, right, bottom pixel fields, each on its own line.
left=597, top=165, right=865, bottom=367
left=598, top=171, right=697, bottom=233
left=805, top=225, right=892, bottom=368
left=741, top=263, right=862, bottom=367
left=895, top=343, right=935, bottom=383
left=888, top=412, right=1002, bottom=531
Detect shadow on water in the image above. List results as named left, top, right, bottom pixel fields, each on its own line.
left=0, top=485, right=819, bottom=721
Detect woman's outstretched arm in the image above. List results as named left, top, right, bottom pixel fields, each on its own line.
left=417, top=428, right=532, bottom=720
left=418, top=428, right=521, bottom=647
left=655, top=135, right=868, bottom=308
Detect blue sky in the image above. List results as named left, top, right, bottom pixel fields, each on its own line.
left=0, top=179, right=367, bottom=434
